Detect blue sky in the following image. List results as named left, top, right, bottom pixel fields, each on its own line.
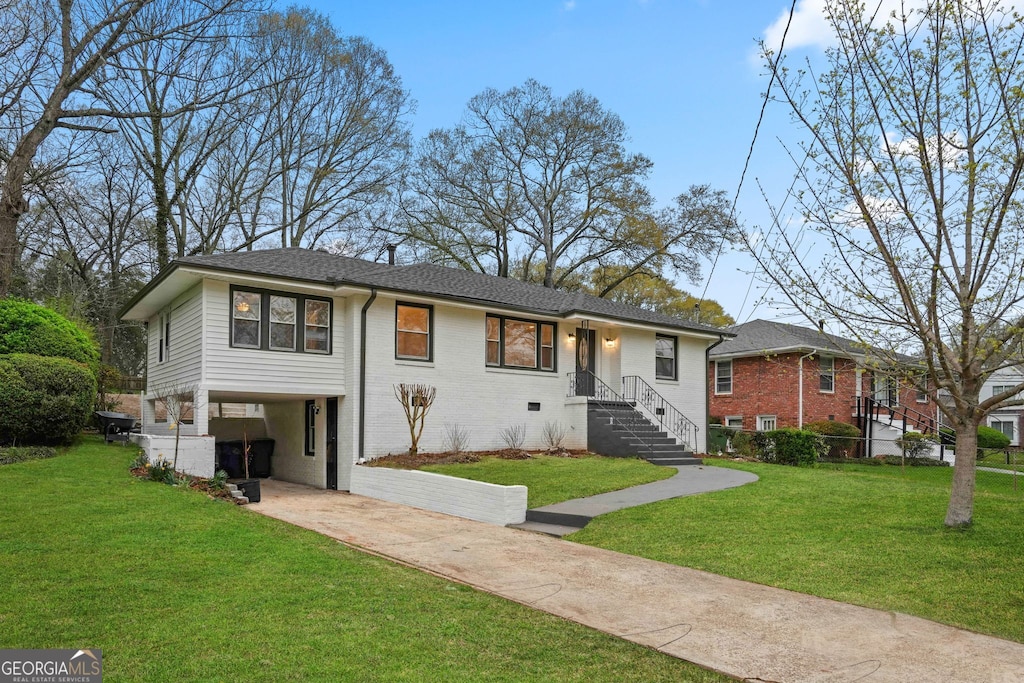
left=302, top=0, right=820, bottom=324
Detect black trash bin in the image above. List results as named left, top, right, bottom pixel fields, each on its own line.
left=215, top=438, right=274, bottom=478
left=249, top=438, right=275, bottom=478
left=215, top=440, right=245, bottom=478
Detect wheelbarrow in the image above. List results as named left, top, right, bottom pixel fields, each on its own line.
left=94, top=411, right=140, bottom=444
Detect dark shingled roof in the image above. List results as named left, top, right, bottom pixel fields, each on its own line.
left=709, top=319, right=868, bottom=358
left=162, top=248, right=728, bottom=336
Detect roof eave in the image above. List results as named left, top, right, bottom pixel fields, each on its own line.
left=709, top=344, right=866, bottom=361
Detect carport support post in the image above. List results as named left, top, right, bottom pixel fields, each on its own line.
left=194, top=387, right=209, bottom=437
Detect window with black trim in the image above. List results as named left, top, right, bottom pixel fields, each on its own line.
left=270, top=295, right=296, bottom=351
left=396, top=302, right=432, bottom=360
left=158, top=311, right=171, bottom=362
left=305, top=300, right=330, bottom=353
left=655, top=334, right=676, bottom=379
left=230, top=287, right=331, bottom=354
left=304, top=400, right=316, bottom=456
left=485, top=314, right=556, bottom=371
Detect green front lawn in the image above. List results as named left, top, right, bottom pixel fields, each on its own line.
left=977, top=448, right=1024, bottom=472
left=571, top=460, right=1024, bottom=643
left=423, top=453, right=675, bottom=508
left=0, top=437, right=727, bottom=682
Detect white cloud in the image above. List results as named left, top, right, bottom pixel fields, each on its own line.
left=762, top=0, right=834, bottom=53
left=889, top=131, right=965, bottom=169
left=563, top=0, right=577, bottom=10
left=761, top=0, right=1024, bottom=57
left=835, top=195, right=903, bottom=230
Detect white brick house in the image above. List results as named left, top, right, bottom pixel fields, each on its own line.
left=121, top=248, right=728, bottom=491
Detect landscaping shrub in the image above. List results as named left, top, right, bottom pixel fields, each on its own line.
left=895, top=431, right=937, bottom=458
left=880, top=455, right=950, bottom=466
left=0, top=354, right=96, bottom=446
left=804, top=420, right=861, bottom=458
left=0, top=445, right=57, bottom=465
left=729, top=430, right=757, bottom=457
left=753, top=428, right=825, bottom=466
left=977, top=425, right=1011, bottom=449
left=0, top=299, right=99, bottom=373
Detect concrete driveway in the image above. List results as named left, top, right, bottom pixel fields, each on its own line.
left=251, top=480, right=1024, bottom=683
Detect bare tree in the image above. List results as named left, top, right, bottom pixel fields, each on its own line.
left=151, top=380, right=198, bottom=473
left=757, top=0, right=1024, bottom=526
left=241, top=8, right=412, bottom=251
left=97, top=1, right=258, bottom=266
left=394, top=383, right=436, bottom=455
left=0, top=0, right=262, bottom=296
left=398, top=81, right=737, bottom=293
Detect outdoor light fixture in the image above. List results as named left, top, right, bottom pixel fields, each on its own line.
left=604, top=337, right=616, bottom=348
left=567, top=332, right=576, bottom=340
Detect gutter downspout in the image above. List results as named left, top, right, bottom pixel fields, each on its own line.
left=358, top=288, right=378, bottom=463
left=798, top=350, right=816, bottom=429
left=706, top=334, right=727, bottom=447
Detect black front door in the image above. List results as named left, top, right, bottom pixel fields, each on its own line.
left=326, top=397, right=338, bottom=490
left=575, top=328, right=596, bottom=396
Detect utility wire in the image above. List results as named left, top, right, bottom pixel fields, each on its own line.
left=698, top=0, right=798, bottom=313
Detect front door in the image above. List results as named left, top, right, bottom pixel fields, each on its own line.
left=575, top=328, right=596, bottom=396
left=326, top=397, right=338, bottom=490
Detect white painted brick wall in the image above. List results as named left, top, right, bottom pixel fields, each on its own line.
left=132, top=434, right=216, bottom=478
left=360, top=297, right=587, bottom=458
left=349, top=465, right=527, bottom=526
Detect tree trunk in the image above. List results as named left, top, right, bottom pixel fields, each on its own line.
left=0, top=208, right=21, bottom=297
left=945, top=420, right=979, bottom=527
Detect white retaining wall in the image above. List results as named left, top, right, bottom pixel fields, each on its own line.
left=132, top=434, right=216, bottom=479
left=349, top=465, right=527, bottom=526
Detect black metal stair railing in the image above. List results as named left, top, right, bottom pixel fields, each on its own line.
left=566, top=371, right=662, bottom=457
left=856, top=396, right=952, bottom=443
left=855, top=395, right=952, bottom=459
left=621, top=375, right=698, bottom=452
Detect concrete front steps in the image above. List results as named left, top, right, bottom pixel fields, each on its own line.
left=226, top=482, right=249, bottom=504
left=587, top=400, right=702, bottom=466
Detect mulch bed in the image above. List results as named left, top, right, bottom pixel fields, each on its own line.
left=130, top=466, right=243, bottom=503
left=366, top=447, right=588, bottom=470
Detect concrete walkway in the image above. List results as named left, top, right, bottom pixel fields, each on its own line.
left=251, top=480, right=1024, bottom=683
left=521, top=464, right=758, bottom=535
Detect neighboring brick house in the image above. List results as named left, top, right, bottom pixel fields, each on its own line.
left=708, top=319, right=934, bottom=432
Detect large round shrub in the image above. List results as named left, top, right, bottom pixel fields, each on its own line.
left=977, top=424, right=1011, bottom=449
left=0, top=299, right=99, bottom=372
left=804, top=420, right=861, bottom=458
left=0, top=354, right=96, bottom=446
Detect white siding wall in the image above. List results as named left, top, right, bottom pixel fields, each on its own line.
left=202, top=280, right=346, bottom=396
left=360, top=296, right=587, bottom=458
left=619, top=328, right=709, bottom=453
left=981, top=369, right=1024, bottom=447
left=144, top=284, right=204, bottom=436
